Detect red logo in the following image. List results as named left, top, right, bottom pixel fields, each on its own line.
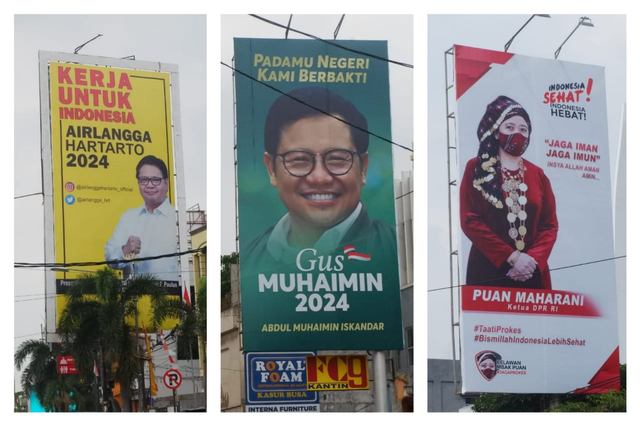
left=65, top=182, right=75, bottom=192
left=476, top=350, right=501, bottom=381
left=343, top=245, right=371, bottom=261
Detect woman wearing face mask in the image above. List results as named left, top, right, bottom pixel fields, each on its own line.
left=476, top=351, right=499, bottom=380
left=460, top=96, right=558, bottom=289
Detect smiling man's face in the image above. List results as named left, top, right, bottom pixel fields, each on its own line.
left=138, top=164, right=168, bottom=211
left=264, top=115, right=368, bottom=236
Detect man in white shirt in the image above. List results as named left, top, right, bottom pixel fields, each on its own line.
left=105, top=155, right=178, bottom=282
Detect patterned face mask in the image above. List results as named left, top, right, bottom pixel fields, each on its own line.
left=481, top=367, right=496, bottom=378
left=497, top=131, right=529, bottom=156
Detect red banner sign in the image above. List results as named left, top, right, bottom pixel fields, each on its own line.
left=462, top=286, right=600, bottom=317
left=57, top=355, right=79, bottom=374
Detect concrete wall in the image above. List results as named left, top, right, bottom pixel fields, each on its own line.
left=427, top=359, right=469, bottom=412
left=393, top=171, right=414, bottom=406
left=221, top=264, right=244, bottom=412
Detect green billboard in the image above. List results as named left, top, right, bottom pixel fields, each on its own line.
left=234, top=38, right=402, bottom=351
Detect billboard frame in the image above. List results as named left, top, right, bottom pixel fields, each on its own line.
left=443, top=45, right=462, bottom=395
left=232, top=38, right=403, bottom=353
left=38, top=51, right=190, bottom=343
left=451, top=44, right=618, bottom=394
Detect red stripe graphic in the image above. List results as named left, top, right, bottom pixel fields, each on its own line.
left=461, top=286, right=600, bottom=317
left=347, top=253, right=371, bottom=261
left=574, top=347, right=620, bottom=393
left=343, top=245, right=371, bottom=261
left=454, top=45, right=514, bottom=100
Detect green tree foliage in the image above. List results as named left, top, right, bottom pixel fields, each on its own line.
left=550, top=364, right=626, bottom=413
left=14, top=340, right=91, bottom=412
left=221, top=252, right=238, bottom=299
left=473, top=364, right=626, bottom=412
left=58, top=268, right=169, bottom=412
left=196, top=277, right=207, bottom=349
left=221, top=252, right=239, bottom=311
left=152, top=275, right=207, bottom=409
left=153, top=288, right=197, bottom=360
left=472, top=393, right=541, bottom=412
left=152, top=276, right=207, bottom=361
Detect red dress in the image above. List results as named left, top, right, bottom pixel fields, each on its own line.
left=460, top=158, right=558, bottom=289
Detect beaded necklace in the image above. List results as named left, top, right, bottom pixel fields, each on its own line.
left=500, top=158, right=528, bottom=251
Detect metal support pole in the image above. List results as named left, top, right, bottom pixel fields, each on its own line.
left=101, top=346, right=109, bottom=411
left=189, top=340, right=198, bottom=409
left=134, top=296, right=144, bottom=412
left=173, top=389, right=179, bottom=412
left=372, top=351, right=389, bottom=412
left=444, top=46, right=461, bottom=394
left=232, top=57, right=240, bottom=254
left=94, top=355, right=101, bottom=412
left=554, top=17, right=594, bottom=59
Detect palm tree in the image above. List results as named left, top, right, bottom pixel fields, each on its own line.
left=196, top=277, right=206, bottom=360
left=14, top=340, right=87, bottom=412
left=152, top=276, right=207, bottom=408
left=14, top=340, right=56, bottom=410
left=58, top=267, right=168, bottom=412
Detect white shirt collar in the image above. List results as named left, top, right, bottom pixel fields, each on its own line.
left=138, top=197, right=172, bottom=216
left=266, top=202, right=362, bottom=261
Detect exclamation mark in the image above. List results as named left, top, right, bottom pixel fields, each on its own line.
left=586, top=78, right=593, bottom=102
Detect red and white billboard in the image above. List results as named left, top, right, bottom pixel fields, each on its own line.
left=455, top=45, right=619, bottom=394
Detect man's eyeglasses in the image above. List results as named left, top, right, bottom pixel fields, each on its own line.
left=137, top=177, right=164, bottom=186
left=276, top=149, right=360, bottom=177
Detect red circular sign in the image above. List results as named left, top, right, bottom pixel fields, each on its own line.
left=163, top=369, right=182, bottom=389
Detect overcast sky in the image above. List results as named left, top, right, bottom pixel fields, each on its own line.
left=11, top=14, right=206, bottom=395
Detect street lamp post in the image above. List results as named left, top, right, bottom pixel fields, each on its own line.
left=554, top=16, right=594, bottom=59
left=504, top=14, right=551, bottom=52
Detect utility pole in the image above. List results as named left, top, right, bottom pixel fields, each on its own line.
left=94, top=351, right=101, bottom=412
left=134, top=296, right=145, bottom=412
left=131, top=263, right=145, bottom=412
left=372, top=351, right=389, bottom=412
left=173, top=388, right=180, bottom=412
left=189, top=340, right=198, bottom=409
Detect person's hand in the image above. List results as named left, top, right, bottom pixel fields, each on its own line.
left=122, top=236, right=141, bottom=256
left=507, top=253, right=537, bottom=282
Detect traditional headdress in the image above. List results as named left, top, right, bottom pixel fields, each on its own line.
left=476, top=351, right=498, bottom=365
left=472, top=96, right=532, bottom=209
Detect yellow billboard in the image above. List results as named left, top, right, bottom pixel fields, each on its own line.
left=48, top=61, right=179, bottom=328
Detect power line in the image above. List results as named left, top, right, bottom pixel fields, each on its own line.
left=428, top=255, right=626, bottom=292
left=221, top=61, right=413, bottom=153
left=14, top=333, right=42, bottom=340
left=14, top=247, right=206, bottom=269
left=14, top=192, right=43, bottom=200
left=15, top=267, right=204, bottom=276
left=15, top=296, right=54, bottom=303
left=249, top=14, right=414, bottom=69
left=396, top=190, right=413, bottom=200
